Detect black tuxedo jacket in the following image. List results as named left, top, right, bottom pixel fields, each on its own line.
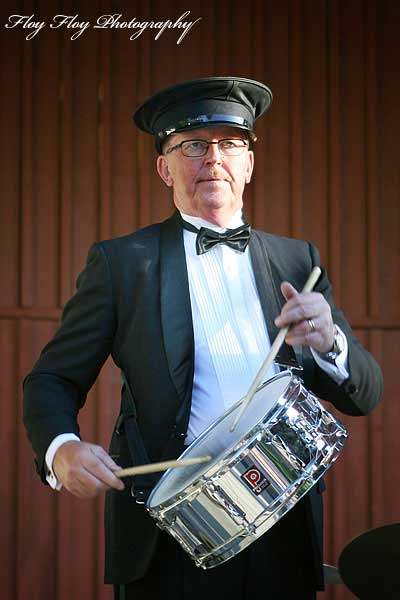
left=23, top=211, right=383, bottom=586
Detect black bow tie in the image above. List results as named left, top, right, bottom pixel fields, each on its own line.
left=181, top=219, right=251, bottom=255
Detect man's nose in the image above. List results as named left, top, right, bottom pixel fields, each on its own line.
left=205, top=142, right=223, bottom=164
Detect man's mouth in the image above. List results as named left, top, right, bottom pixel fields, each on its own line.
left=197, top=176, right=229, bottom=182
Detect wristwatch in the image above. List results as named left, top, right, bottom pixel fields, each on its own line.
left=317, top=324, right=345, bottom=364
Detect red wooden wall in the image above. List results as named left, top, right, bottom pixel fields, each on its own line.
left=0, top=1, right=399, bottom=598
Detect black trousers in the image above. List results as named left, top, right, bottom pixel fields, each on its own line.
left=114, top=502, right=318, bottom=600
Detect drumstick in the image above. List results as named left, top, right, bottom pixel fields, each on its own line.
left=114, top=455, right=211, bottom=479
left=230, top=266, right=322, bottom=432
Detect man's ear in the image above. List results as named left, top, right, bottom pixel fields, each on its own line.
left=245, top=150, right=255, bottom=184
left=157, top=155, right=173, bottom=187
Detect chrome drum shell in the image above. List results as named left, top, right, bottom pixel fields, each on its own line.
left=147, top=371, right=347, bottom=569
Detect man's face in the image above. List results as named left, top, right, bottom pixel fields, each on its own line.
left=157, top=126, right=254, bottom=225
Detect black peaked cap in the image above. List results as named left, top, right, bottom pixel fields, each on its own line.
left=133, top=77, right=273, bottom=153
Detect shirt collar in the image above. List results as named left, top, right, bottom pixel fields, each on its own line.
left=179, top=209, right=244, bottom=233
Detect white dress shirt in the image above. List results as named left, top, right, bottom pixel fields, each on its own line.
left=45, top=210, right=349, bottom=487
left=182, top=210, right=280, bottom=443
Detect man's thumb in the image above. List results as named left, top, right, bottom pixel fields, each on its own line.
left=280, top=281, right=298, bottom=301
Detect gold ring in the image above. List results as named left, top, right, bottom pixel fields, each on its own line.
left=307, top=318, right=316, bottom=333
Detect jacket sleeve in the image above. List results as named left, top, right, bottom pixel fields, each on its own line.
left=304, top=242, right=383, bottom=416
left=23, top=243, right=117, bottom=481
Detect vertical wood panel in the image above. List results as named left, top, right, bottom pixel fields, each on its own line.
left=0, top=321, right=18, bottom=598
left=31, top=20, right=60, bottom=307
left=135, top=0, right=154, bottom=229
left=250, top=0, right=267, bottom=230
left=340, top=0, right=368, bottom=321
left=289, top=0, right=304, bottom=240
left=109, top=15, right=138, bottom=237
left=71, top=26, right=100, bottom=272
left=17, top=320, right=58, bottom=600
left=301, top=0, right=328, bottom=258
left=327, top=0, right=342, bottom=301
left=254, top=0, right=291, bottom=236
left=376, top=0, right=400, bottom=321
left=369, top=329, right=385, bottom=526
left=0, top=1, right=398, bottom=598
left=149, top=2, right=179, bottom=226
left=198, top=0, right=216, bottom=74
left=59, top=0, right=73, bottom=305
left=365, top=0, right=380, bottom=318
left=20, top=0, right=34, bottom=307
left=0, top=24, right=20, bottom=307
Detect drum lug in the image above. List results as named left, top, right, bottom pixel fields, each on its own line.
left=245, top=522, right=257, bottom=536
left=207, top=482, right=247, bottom=523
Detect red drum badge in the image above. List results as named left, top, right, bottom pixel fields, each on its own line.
left=241, top=467, right=270, bottom=495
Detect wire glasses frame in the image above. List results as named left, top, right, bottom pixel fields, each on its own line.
left=165, top=138, right=249, bottom=158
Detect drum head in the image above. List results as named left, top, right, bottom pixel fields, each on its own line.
left=148, top=371, right=292, bottom=507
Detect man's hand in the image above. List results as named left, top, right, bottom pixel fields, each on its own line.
left=274, top=281, right=335, bottom=353
left=53, top=440, right=125, bottom=498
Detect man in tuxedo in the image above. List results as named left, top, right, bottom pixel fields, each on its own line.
left=23, top=77, right=383, bottom=599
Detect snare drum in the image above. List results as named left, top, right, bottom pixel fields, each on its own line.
left=147, top=371, right=347, bottom=569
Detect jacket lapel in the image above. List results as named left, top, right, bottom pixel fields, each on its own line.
left=249, top=231, right=300, bottom=369
left=159, top=212, right=194, bottom=432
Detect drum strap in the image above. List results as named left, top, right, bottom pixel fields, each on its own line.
left=117, top=373, right=188, bottom=503
left=116, top=373, right=159, bottom=503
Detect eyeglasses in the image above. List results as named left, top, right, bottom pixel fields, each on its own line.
left=165, top=138, right=249, bottom=158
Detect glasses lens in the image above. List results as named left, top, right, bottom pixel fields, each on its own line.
left=181, top=140, right=208, bottom=157
left=218, top=139, right=248, bottom=155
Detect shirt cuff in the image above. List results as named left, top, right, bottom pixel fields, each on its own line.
left=310, top=325, right=350, bottom=385
left=45, top=433, right=80, bottom=490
